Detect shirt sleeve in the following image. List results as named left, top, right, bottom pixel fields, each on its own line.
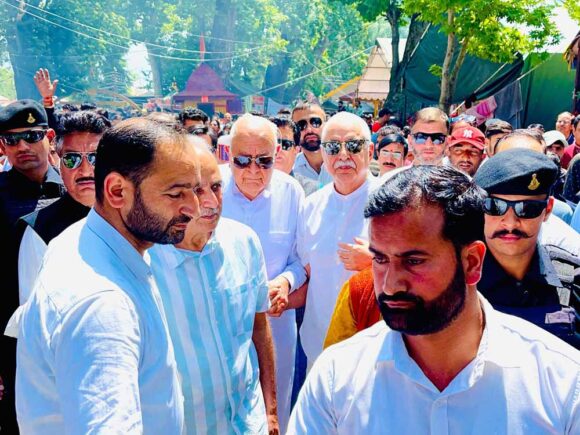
left=53, top=291, right=144, bottom=434
left=324, top=280, right=357, bottom=349
left=287, top=350, right=338, bottom=434
left=18, top=226, right=48, bottom=304
left=250, top=233, right=270, bottom=314
left=279, top=186, right=308, bottom=291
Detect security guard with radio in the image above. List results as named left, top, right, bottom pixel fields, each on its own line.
left=475, top=148, right=579, bottom=348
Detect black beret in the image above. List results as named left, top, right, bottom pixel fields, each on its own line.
left=474, top=148, right=558, bottom=196
left=0, top=99, right=48, bottom=132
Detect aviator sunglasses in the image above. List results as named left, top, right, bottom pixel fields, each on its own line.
left=232, top=155, right=275, bottom=169
left=61, top=152, right=97, bottom=169
left=187, top=125, right=209, bottom=135
left=321, top=139, right=367, bottom=156
left=411, top=132, right=446, bottom=145
left=483, top=197, right=548, bottom=219
left=0, top=130, right=47, bottom=146
left=296, top=117, right=323, bottom=131
left=278, top=139, right=295, bottom=150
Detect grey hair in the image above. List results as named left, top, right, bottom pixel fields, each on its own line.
left=321, top=111, right=372, bottom=142
left=230, top=113, right=279, bottom=149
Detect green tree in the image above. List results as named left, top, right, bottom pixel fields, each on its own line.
left=564, top=0, right=580, bottom=24
left=404, top=0, right=560, bottom=111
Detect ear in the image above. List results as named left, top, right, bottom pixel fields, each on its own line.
left=543, top=196, right=554, bottom=222
left=103, top=172, right=133, bottom=210
left=0, top=142, right=6, bottom=155
left=368, top=142, right=374, bottom=159
left=461, top=240, right=486, bottom=286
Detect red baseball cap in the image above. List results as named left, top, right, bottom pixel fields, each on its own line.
left=448, top=126, right=485, bottom=150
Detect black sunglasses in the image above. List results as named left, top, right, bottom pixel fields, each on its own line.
left=321, top=139, right=367, bottom=156
left=61, top=152, right=97, bottom=169
left=483, top=197, right=548, bottom=219
left=232, top=155, right=275, bottom=169
left=296, top=117, right=323, bottom=131
left=187, top=125, right=209, bottom=135
left=411, top=132, right=446, bottom=145
left=1, top=130, right=47, bottom=146
left=278, top=139, right=295, bottom=150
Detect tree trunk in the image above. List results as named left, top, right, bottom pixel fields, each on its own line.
left=439, top=10, right=456, bottom=112
left=208, top=0, right=236, bottom=83
left=447, top=40, right=469, bottom=109
left=147, top=46, right=164, bottom=97
left=262, top=51, right=293, bottom=103
left=386, top=8, right=400, bottom=87
left=283, top=37, right=329, bottom=103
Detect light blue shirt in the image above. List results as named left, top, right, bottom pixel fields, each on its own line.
left=149, top=218, right=270, bottom=434
left=16, top=209, right=184, bottom=435
left=292, top=152, right=332, bottom=188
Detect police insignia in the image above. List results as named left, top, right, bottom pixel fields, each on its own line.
left=528, top=173, right=540, bottom=191
left=27, top=113, right=36, bottom=124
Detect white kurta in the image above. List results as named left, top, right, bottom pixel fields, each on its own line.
left=221, top=167, right=307, bottom=434
left=297, top=178, right=376, bottom=364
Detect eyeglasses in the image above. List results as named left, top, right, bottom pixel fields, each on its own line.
left=321, top=139, right=367, bottom=155
left=187, top=125, right=209, bottom=135
left=0, top=130, right=47, bottom=146
left=379, top=149, right=403, bottom=159
left=278, top=139, right=295, bottom=150
left=232, top=155, right=275, bottom=169
left=449, top=146, right=482, bottom=158
left=411, top=132, right=447, bottom=145
left=296, top=117, right=323, bottom=131
left=483, top=197, right=548, bottom=219
left=61, top=152, right=97, bottom=169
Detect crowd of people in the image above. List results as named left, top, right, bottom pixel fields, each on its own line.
left=0, top=68, right=579, bottom=434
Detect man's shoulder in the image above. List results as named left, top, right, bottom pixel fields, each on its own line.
left=304, top=181, right=334, bottom=208
left=540, top=214, right=580, bottom=257
left=217, top=217, right=260, bottom=242
left=272, top=169, right=304, bottom=193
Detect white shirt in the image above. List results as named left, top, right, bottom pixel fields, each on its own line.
left=293, top=152, right=332, bottom=187
left=297, top=178, right=376, bottom=362
left=18, top=226, right=47, bottom=304
left=16, top=210, right=184, bottom=434
left=288, top=297, right=580, bottom=434
left=150, top=218, right=269, bottom=434
left=540, top=213, right=580, bottom=256
left=220, top=167, right=307, bottom=433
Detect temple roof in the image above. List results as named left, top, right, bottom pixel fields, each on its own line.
left=173, top=63, right=237, bottom=99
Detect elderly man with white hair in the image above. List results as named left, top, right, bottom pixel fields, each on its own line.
left=284, top=111, right=376, bottom=366
left=220, top=113, right=307, bottom=433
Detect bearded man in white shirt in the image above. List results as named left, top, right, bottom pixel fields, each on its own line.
left=288, top=165, right=579, bottom=434
left=288, top=111, right=375, bottom=366
left=220, top=113, right=307, bottom=433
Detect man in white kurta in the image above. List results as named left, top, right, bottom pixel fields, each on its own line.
left=293, top=112, right=376, bottom=365
left=220, top=114, right=307, bottom=433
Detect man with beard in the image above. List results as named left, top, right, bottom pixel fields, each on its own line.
left=288, top=165, right=580, bottom=433
left=149, top=141, right=278, bottom=434
left=16, top=119, right=201, bottom=433
left=291, top=101, right=332, bottom=188
left=446, top=125, right=485, bottom=177
left=407, top=107, right=449, bottom=166
left=474, top=149, right=579, bottom=347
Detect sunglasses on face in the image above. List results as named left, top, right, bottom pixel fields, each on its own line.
left=321, top=139, right=367, bottom=156
left=411, top=132, right=447, bottom=145
left=296, top=117, right=323, bottom=131
left=0, top=130, right=47, bottom=146
left=187, top=125, right=209, bottom=135
left=61, top=152, right=97, bottom=169
left=379, top=149, right=403, bottom=159
left=277, top=139, right=295, bottom=150
left=232, top=155, right=275, bottom=169
left=483, top=197, right=548, bottom=219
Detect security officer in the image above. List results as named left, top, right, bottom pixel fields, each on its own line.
left=0, top=99, right=64, bottom=433
left=475, top=148, right=579, bottom=348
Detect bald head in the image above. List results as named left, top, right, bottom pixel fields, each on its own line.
left=321, top=112, right=371, bottom=142
left=495, top=129, right=545, bottom=154
left=230, top=113, right=278, bottom=153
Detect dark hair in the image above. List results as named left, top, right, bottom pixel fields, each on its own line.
left=269, top=115, right=300, bottom=146
left=61, top=103, right=79, bottom=112
left=527, top=123, right=545, bottom=133
left=145, top=112, right=181, bottom=130
left=378, top=108, right=391, bottom=118
left=80, top=102, right=97, bottom=111
left=94, top=118, right=185, bottom=203
left=55, top=110, right=112, bottom=153
left=291, top=100, right=323, bottom=117
left=178, top=107, right=209, bottom=124
left=574, top=115, right=580, bottom=129
left=365, top=166, right=485, bottom=249
left=277, top=108, right=291, bottom=116
left=377, top=125, right=403, bottom=138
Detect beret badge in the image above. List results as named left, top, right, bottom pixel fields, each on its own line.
left=528, top=173, right=540, bottom=191
left=27, top=113, right=36, bottom=124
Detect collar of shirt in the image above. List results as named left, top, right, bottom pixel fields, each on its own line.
left=331, top=177, right=371, bottom=203
left=161, top=230, right=220, bottom=269
left=374, top=296, right=524, bottom=395
left=85, top=208, right=152, bottom=281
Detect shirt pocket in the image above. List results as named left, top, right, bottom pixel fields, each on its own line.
left=214, top=283, right=255, bottom=338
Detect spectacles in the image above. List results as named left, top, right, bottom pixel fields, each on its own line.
left=321, top=139, right=367, bottom=155
left=0, top=130, right=47, bottom=146
left=449, top=146, right=482, bottom=158
left=296, top=117, right=323, bottom=131
left=61, top=152, right=97, bottom=169
left=232, top=155, right=275, bottom=169
left=411, top=132, right=447, bottom=145
left=187, top=125, right=209, bottom=135
left=278, top=139, right=295, bottom=150
left=379, top=149, right=403, bottom=159
left=483, top=197, right=548, bottom=219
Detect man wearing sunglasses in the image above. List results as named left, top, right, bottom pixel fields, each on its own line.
left=221, top=113, right=307, bottom=433
left=291, top=101, right=332, bottom=188
left=375, top=127, right=408, bottom=176
left=408, top=107, right=449, bottom=166
left=475, top=148, right=579, bottom=347
left=0, top=99, right=64, bottom=434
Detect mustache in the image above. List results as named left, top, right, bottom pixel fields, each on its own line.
left=382, top=162, right=396, bottom=167
left=491, top=229, right=531, bottom=239
left=168, top=215, right=191, bottom=227
left=334, top=160, right=356, bottom=169
left=75, top=177, right=94, bottom=183
left=200, top=207, right=219, bottom=217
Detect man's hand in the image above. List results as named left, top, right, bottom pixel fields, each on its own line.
left=34, top=68, right=58, bottom=100
left=267, top=413, right=280, bottom=435
left=267, top=276, right=290, bottom=317
left=337, top=237, right=372, bottom=271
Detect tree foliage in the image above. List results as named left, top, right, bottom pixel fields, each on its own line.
left=564, top=0, right=580, bottom=24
